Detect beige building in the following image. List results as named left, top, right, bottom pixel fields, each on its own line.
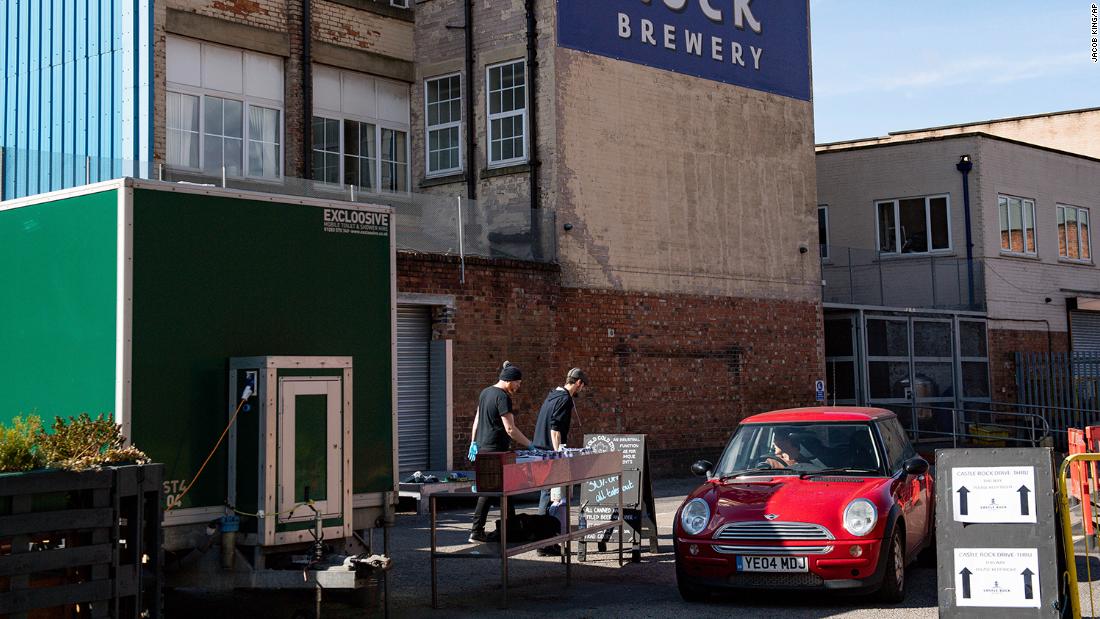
left=818, top=111, right=1100, bottom=440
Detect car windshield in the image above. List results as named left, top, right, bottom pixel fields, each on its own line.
left=713, top=422, right=886, bottom=478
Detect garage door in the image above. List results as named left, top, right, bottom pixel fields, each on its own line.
left=397, top=305, right=431, bottom=473
left=1071, top=311, right=1100, bottom=353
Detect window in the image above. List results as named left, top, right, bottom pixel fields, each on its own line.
left=486, top=60, right=527, bottom=166
left=381, top=128, right=409, bottom=192
left=390, top=0, right=408, bottom=7
left=166, top=37, right=285, bottom=179
left=312, top=117, right=340, bottom=184
left=167, top=92, right=200, bottom=168
left=344, top=120, right=377, bottom=190
left=1058, top=204, right=1092, bottom=261
left=310, top=66, right=410, bottom=193
left=425, top=74, right=462, bottom=176
left=998, top=195, right=1036, bottom=255
left=878, top=419, right=915, bottom=472
left=818, top=205, right=829, bottom=259
left=876, top=195, right=950, bottom=254
left=203, top=96, right=244, bottom=177
left=248, top=105, right=281, bottom=178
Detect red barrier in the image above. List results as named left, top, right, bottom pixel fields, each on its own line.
left=1070, top=428, right=1094, bottom=535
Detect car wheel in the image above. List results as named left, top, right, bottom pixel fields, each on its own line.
left=676, top=570, right=708, bottom=603
left=876, top=529, right=906, bottom=603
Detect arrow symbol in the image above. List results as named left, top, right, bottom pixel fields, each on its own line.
left=1022, top=568, right=1034, bottom=599
left=1018, top=485, right=1031, bottom=516
left=960, top=567, right=973, bottom=599
left=957, top=486, right=970, bottom=515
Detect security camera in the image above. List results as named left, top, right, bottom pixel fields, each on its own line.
left=798, top=243, right=809, bottom=254
left=563, top=223, right=574, bottom=231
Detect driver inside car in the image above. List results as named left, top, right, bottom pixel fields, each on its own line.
left=763, top=432, right=826, bottom=469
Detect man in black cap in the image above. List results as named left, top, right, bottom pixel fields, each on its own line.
left=468, top=361, right=534, bottom=543
left=530, top=367, right=588, bottom=556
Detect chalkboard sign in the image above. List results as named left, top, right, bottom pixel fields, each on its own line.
left=579, top=434, right=658, bottom=561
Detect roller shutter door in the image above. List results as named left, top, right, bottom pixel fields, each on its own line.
left=1072, top=311, right=1100, bottom=353
left=397, top=305, right=431, bottom=473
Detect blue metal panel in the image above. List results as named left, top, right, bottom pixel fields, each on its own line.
left=0, top=0, right=153, bottom=200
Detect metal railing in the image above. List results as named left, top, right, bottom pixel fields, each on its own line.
left=821, top=245, right=985, bottom=311
left=0, top=149, right=557, bottom=264
left=889, top=402, right=1054, bottom=449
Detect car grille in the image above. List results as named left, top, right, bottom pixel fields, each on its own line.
left=713, top=521, right=834, bottom=542
left=728, top=572, right=824, bottom=588
left=714, top=544, right=833, bottom=555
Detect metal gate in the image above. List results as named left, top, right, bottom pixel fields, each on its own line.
left=397, top=305, right=432, bottom=473
left=1016, top=352, right=1100, bottom=438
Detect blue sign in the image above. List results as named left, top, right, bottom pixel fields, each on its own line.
left=557, top=0, right=811, bottom=101
left=815, top=380, right=826, bottom=402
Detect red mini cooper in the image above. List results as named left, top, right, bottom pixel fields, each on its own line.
left=674, top=407, right=933, bottom=603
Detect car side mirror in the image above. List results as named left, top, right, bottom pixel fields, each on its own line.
left=905, top=457, right=929, bottom=476
left=691, top=460, right=714, bottom=478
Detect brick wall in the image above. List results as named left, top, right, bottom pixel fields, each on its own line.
left=314, top=1, right=414, bottom=60
left=987, top=326, right=1069, bottom=403
left=170, top=0, right=287, bottom=32
left=398, top=252, right=825, bottom=477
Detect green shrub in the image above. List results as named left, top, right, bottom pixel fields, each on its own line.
left=0, top=415, right=46, bottom=473
left=38, top=413, right=149, bottom=471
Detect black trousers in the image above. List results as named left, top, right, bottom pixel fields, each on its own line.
left=471, top=496, right=516, bottom=531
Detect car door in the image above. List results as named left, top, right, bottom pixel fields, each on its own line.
left=878, top=420, right=927, bottom=558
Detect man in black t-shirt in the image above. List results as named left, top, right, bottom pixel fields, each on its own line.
left=531, top=368, right=588, bottom=556
left=468, top=362, right=534, bottom=543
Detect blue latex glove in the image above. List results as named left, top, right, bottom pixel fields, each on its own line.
left=467, top=441, right=479, bottom=462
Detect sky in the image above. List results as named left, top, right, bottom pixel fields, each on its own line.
left=811, top=0, right=1100, bottom=144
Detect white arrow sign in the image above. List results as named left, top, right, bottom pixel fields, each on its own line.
left=952, top=466, right=1037, bottom=524
left=954, top=547, right=1040, bottom=608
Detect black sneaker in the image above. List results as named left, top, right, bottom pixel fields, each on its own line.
left=536, top=544, right=561, bottom=557
left=468, top=529, right=488, bottom=543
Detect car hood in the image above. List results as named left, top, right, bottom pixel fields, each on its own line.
left=698, top=475, right=893, bottom=538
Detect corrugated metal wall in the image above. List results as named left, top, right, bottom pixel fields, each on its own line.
left=1, top=0, right=153, bottom=200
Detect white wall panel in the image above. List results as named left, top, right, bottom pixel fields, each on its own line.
left=202, top=44, right=243, bottom=94
left=166, top=35, right=201, bottom=87
left=244, top=52, right=284, bottom=102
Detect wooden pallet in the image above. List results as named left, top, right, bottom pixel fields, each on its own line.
left=0, top=464, right=164, bottom=618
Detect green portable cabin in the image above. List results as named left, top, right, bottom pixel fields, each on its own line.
left=0, top=178, right=397, bottom=549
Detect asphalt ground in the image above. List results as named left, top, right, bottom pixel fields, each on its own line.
left=169, top=477, right=940, bottom=618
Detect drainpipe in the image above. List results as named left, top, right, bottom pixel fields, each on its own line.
left=956, top=155, right=975, bottom=309
left=464, top=0, right=477, bottom=201
left=525, top=0, right=542, bottom=260
left=302, top=0, right=314, bottom=180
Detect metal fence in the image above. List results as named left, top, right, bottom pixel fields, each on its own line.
left=0, top=150, right=557, bottom=264
left=1016, top=352, right=1100, bottom=439
left=821, top=245, right=985, bottom=310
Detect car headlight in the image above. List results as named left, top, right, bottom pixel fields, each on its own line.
left=843, top=499, right=878, bottom=537
left=680, top=498, right=711, bottom=536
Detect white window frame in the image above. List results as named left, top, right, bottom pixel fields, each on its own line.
left=1057, top=203, right=1092, bottom=263
left=424, top=72, right=463, bottom=177
left=390, top=0, right=409, bottom=7
left=874, top=194, right=953, bottom=256
left=166, top=85, right=285, bottom=180
left=311, top=116, right=342, bottom=185
left=166, top=91, right=201, bottom=170
left=309, top=114, right=411, bottom=195
left=997, top=194, right=1038, bottom=257
left=485, top=59, right=529, bottom=168
left=818, top=204, right=830, bottom=260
